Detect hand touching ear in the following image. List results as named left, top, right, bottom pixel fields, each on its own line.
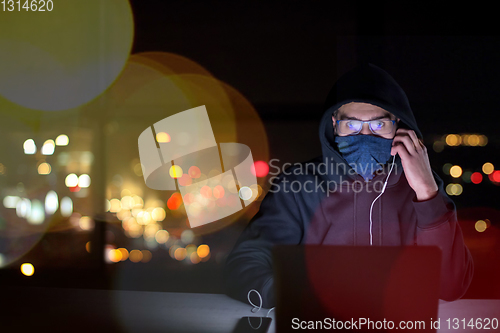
left=391, top=128, right=438, bottom=201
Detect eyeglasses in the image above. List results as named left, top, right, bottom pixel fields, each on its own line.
left=336, top=120, right=396, bottom=135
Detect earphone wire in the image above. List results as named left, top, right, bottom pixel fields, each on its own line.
left=247, top=289, right=276, bottom=317
left=369, top=155, right=396, bottom=245
left=247, top=289, right=262, bottom=313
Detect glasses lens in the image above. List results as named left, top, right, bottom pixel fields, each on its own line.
left=338, top=120, right=362, bottom=134
left=369, top=120, right=394, bottom=134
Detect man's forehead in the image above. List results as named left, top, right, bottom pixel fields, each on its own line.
left=337, top=102, right=395, bottom=119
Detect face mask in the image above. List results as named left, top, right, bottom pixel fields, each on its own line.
left=334, top=135, right=393, bottom=181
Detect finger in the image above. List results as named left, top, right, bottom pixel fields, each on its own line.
left=396, top=128, right=427, bottom=151
left=391, top=142, right=411, bottom=160
left=406, top=130, right=424, bottom=152
left=393, top=134, right=417, bottom=155
left=395, top=128, right=410, bottom=134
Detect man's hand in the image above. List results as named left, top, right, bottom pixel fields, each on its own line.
left=390, top=128, right=438, bottom=201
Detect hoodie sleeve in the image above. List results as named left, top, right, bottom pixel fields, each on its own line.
left=413, top=172, right=474, bottom=301
left=223, top=174, right=304, bottom=308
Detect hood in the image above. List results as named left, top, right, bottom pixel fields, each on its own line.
left=319, top=63, right=420, bottom=182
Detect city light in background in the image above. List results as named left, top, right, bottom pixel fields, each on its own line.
left=3, top=130, right=498, bottom=273
left=55, top=134, right=69, bottom=146
left=433, top=133, right=488, bottom=152
left=1, top=128, right=497, bottom=274
left=20, top=263, right=34, bottom=277
left=23, top=139, right=36, bottom=155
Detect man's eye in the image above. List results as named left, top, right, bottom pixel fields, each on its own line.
left=346, top=121, right=358, bottom=129
left=372, top=121, right=384, bottom=129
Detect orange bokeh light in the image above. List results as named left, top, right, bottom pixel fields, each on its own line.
left=177, top=174, right=192, bottom=186
left=200, top=186, right=212, bottom=199
left=188, top=166, right=201, bottom=178
left=167, top=192, right=182, bottom=210
left=213, top=185, right=225, bottom=199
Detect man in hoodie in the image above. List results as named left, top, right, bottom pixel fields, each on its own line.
left=223, top=63, right=473, bottom=308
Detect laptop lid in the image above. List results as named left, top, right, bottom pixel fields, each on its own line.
left=273, top=245, right=441, bottom=333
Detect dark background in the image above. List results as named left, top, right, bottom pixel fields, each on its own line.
left=2, top=1, right=499, bottom=300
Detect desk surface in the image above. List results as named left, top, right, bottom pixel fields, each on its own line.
left=3, top=286, right=499, bottom=332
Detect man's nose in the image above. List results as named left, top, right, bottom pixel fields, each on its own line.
left=360, top=122, right=372, bottom=135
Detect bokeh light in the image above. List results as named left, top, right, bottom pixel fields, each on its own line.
left=432, top=141, right=445, bottom=153
left=3, top=196, right=19, bottom=208
left=16, top=198, right=31, bottom=218
left=44, top=190, right=58, bottom=215
left=129, top=250, right=143, bottom=263
left=445, top=134, right=461, bottom=146
left=456, top=134, right=488, bottom=146
left=200, top=186, right=212, bottom=199
left=78, top=174, right=91, bottom=188
left=252, top=161, right=269, bottom=177
left=442, top=163, right=452, bottom=175
left=490, top=170, right=500, bottom=183
left=0, top=0, right=134, bottom=111
left=109, top=199, right=121, bottom=213
left=169, top=165, right=183, bottom=179
left=190, top=252, right=201, bottom=264
left=478, top=135, right=488, bottom=146
left=156, top=132, right=171, bottom=143
left=27, top=199, right=45, bottom=225
left=37, top=162, right=51, bottom=175
left=65, top=173, right=79, bottom=187
left=23, top=139, right=36, bottom=154
left=461, top=171, right=472, bottom=183
left=120, top=196, right=134, bottom=210
left=108, top=249, right=122, bottom=263
left=213, top=185, right=225, bottom=199
left=41, top=140, right=55, bottom=155
left=79, top=216, right=94, bottom=231
left=174, top=248, right=187, bottom=261
left=79, top=51, right=270, bottom=236
left=188, top=166, right=201, bottom=179
left=482, top=163, right=494, bottom=175
left=181, top=230, right=195, bottom=244
left=144, top=223, right=160, bottom=240
left=141, top=250, right=152, bottom=263
left=239, top=186, right=253, bottom=200
left=151, top=207, right=166, bottom=221
left=471, top=172, right=483, bottom=184
left=167, top=193, right=182, bottom=210
left=467, top=135, right=479, bottom=146
left=449, top=165, right=462, bottom=178
left=55, top=134, right=69, bottom=146
left=20, top=263, right=34, bottom=276
left=197, top=244, right=210, bottom=258
left=445, top=183, right=463, bottom=196
left=177, top=174, right=192, bottom=187
left=155, top=230, right=169, bottom=244
left=118, top=248, right=129, bottom=261
left=475, top=220, right=488, bottom=232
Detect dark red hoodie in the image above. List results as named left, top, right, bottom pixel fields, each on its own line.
left=223, top=63, right=474, bottom=308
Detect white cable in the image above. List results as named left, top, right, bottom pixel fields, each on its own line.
left=247, top=289, right=262, bottom=313
left=247, top=289, right=275, bottom=317
left=247, top=316, right=263, bottom=329
left=369, top=155, right=396, bottom=245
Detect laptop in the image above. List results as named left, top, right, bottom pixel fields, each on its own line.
left=273, top=245, right=441, bottom=333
